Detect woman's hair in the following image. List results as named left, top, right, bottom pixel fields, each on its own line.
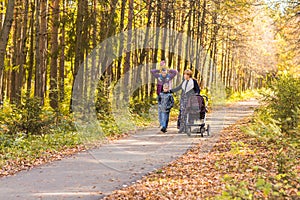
left=184, top=69, right=193, bottom=77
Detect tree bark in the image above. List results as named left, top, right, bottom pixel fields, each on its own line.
left=0, top=0, right=15, bottom=101
left=124, top=0, right=133, bottom=82
left=59, top=0, right=66, bottom=102
left=49, top=0, right=60, bottom=109
left=34, top=0, right=48, bottom=105
left=70, top=0, right=86, bottom=112
left=18, top=0, right=29, bottom=100
left=153, top=0, right=161, bottom=64
left=116, top=0, right=126, bottom=81
left=40, top=0, right=48, bottom=103
left=27, top=1, right=35, bottom=96
left=34, top=0, right=42, bottom=101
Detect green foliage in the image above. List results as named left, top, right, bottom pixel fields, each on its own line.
left=97, top=114, right=122, bottom=136
left=217, top=176, right=253, bottom=200
left=0, top=97, right=80, bottom=174
left=95, top=79, right=122, bottom=136
left=218, top=156, right=299, bottom=199
left=226, top=89, right=260, bottom=103
left=0, top=131, right=81, bottom=171
left=261, top=73, right=300, bottom=132
left=225, top=86, right=234, bottom=99
left=218, top=176, right=275, bottom=200
left=255, top=178, right=273, bottom=197
left=241, top=121, right=299, bottom=198
left=229, top=141, right=254, bottom=155
left=129, top=97, right=154, bottom=115
left=235, top=74, right=300, bottom=199
left=1, top=96, right=75, bottom=136
left=8, top=97, right=45, bottom=135
left=94, top=80, right=157, bottom=136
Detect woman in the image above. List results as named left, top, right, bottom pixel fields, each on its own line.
left=170, top=69, right=200, bottom=133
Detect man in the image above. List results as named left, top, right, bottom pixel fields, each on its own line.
left=151, top=60, right=178, bottom=127
left=151, top=60, right=178, bottom=95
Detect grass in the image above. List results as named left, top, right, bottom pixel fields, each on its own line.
left=226, top=89, right=261, bottom=104
left=0, top=131, right=83, bottom=176
left=0, top=106, right=157, bottom=176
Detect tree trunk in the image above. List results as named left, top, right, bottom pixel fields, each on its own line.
left=11, top=0, right=29, bottom=104
left=184, top=10, right=192, bottom=70
left=153, top=0, right=161, bottom=64
left=123, top=0, right=133, bottom=87
left=116, top=0, right=126, bottom=81
left=0, top=2, right=4, bottom=31
left=161, top=0, right=168, bottom=61
left=18, top=0, right=29, bottom=99
left=27, top=0, right=35, bottom=96
left=200, top=0, right=207, bottom=77
left=10, top=2, right=19, bottom=104
left=49, top=0, right=59, bottom=109
left=34, top=0, right=42, bottom=101
left=34, top=0, right=48, bottom=105
left=70, top=0, right=86, bottom=112
left=59, top=0, right=66, bottom=102
left=40, top=0, right=48, bottom=103
left=0, top=0, right=15, bottom=101
left=139, top=0, right=153, bottom=65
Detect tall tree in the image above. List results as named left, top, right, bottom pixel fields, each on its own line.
left=123, top=0, right=134, bottom=87
left=34, top=0, right=42, bottom=101
left=19, top=0, right=30, bottom=99
left=10, top=0, right=21, bottom=104
left=39, top=0, right=48, bottom=103
left=70, top=0, right=87, bottom=111
left=49, top=0, right=60, bottom=109
left=59, top=0, right=66, bottom=102
left=0, top=0, right=15, bottom=102
left=34, top=0, right=49, bottom=104
left=27, top=0, right=35, bottom=96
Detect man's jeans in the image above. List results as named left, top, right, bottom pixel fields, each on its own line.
left=158, top=108, right=161, bottom=126
left=159, top=111, right=170, bottom=129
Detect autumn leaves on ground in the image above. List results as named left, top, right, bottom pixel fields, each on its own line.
left=105, top=118, right=300, bottom=199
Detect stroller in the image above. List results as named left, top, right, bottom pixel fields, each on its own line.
left=184, top=94, right=210, bottom=137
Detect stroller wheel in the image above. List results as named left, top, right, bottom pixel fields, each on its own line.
left=200, top=126, right=205, bottom=137
left=206, top=124, right=211, bottom=136
left=187, top=130, right=191, bottom=137
left=186, top=127, right=191, bottom=136
left=200, top=126, right=205, bottom=134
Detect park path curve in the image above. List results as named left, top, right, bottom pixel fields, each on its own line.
left=0, top=99, right=259, bottom=200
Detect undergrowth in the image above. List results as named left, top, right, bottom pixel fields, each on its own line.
left=219, top=74, right=300, bottom=199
